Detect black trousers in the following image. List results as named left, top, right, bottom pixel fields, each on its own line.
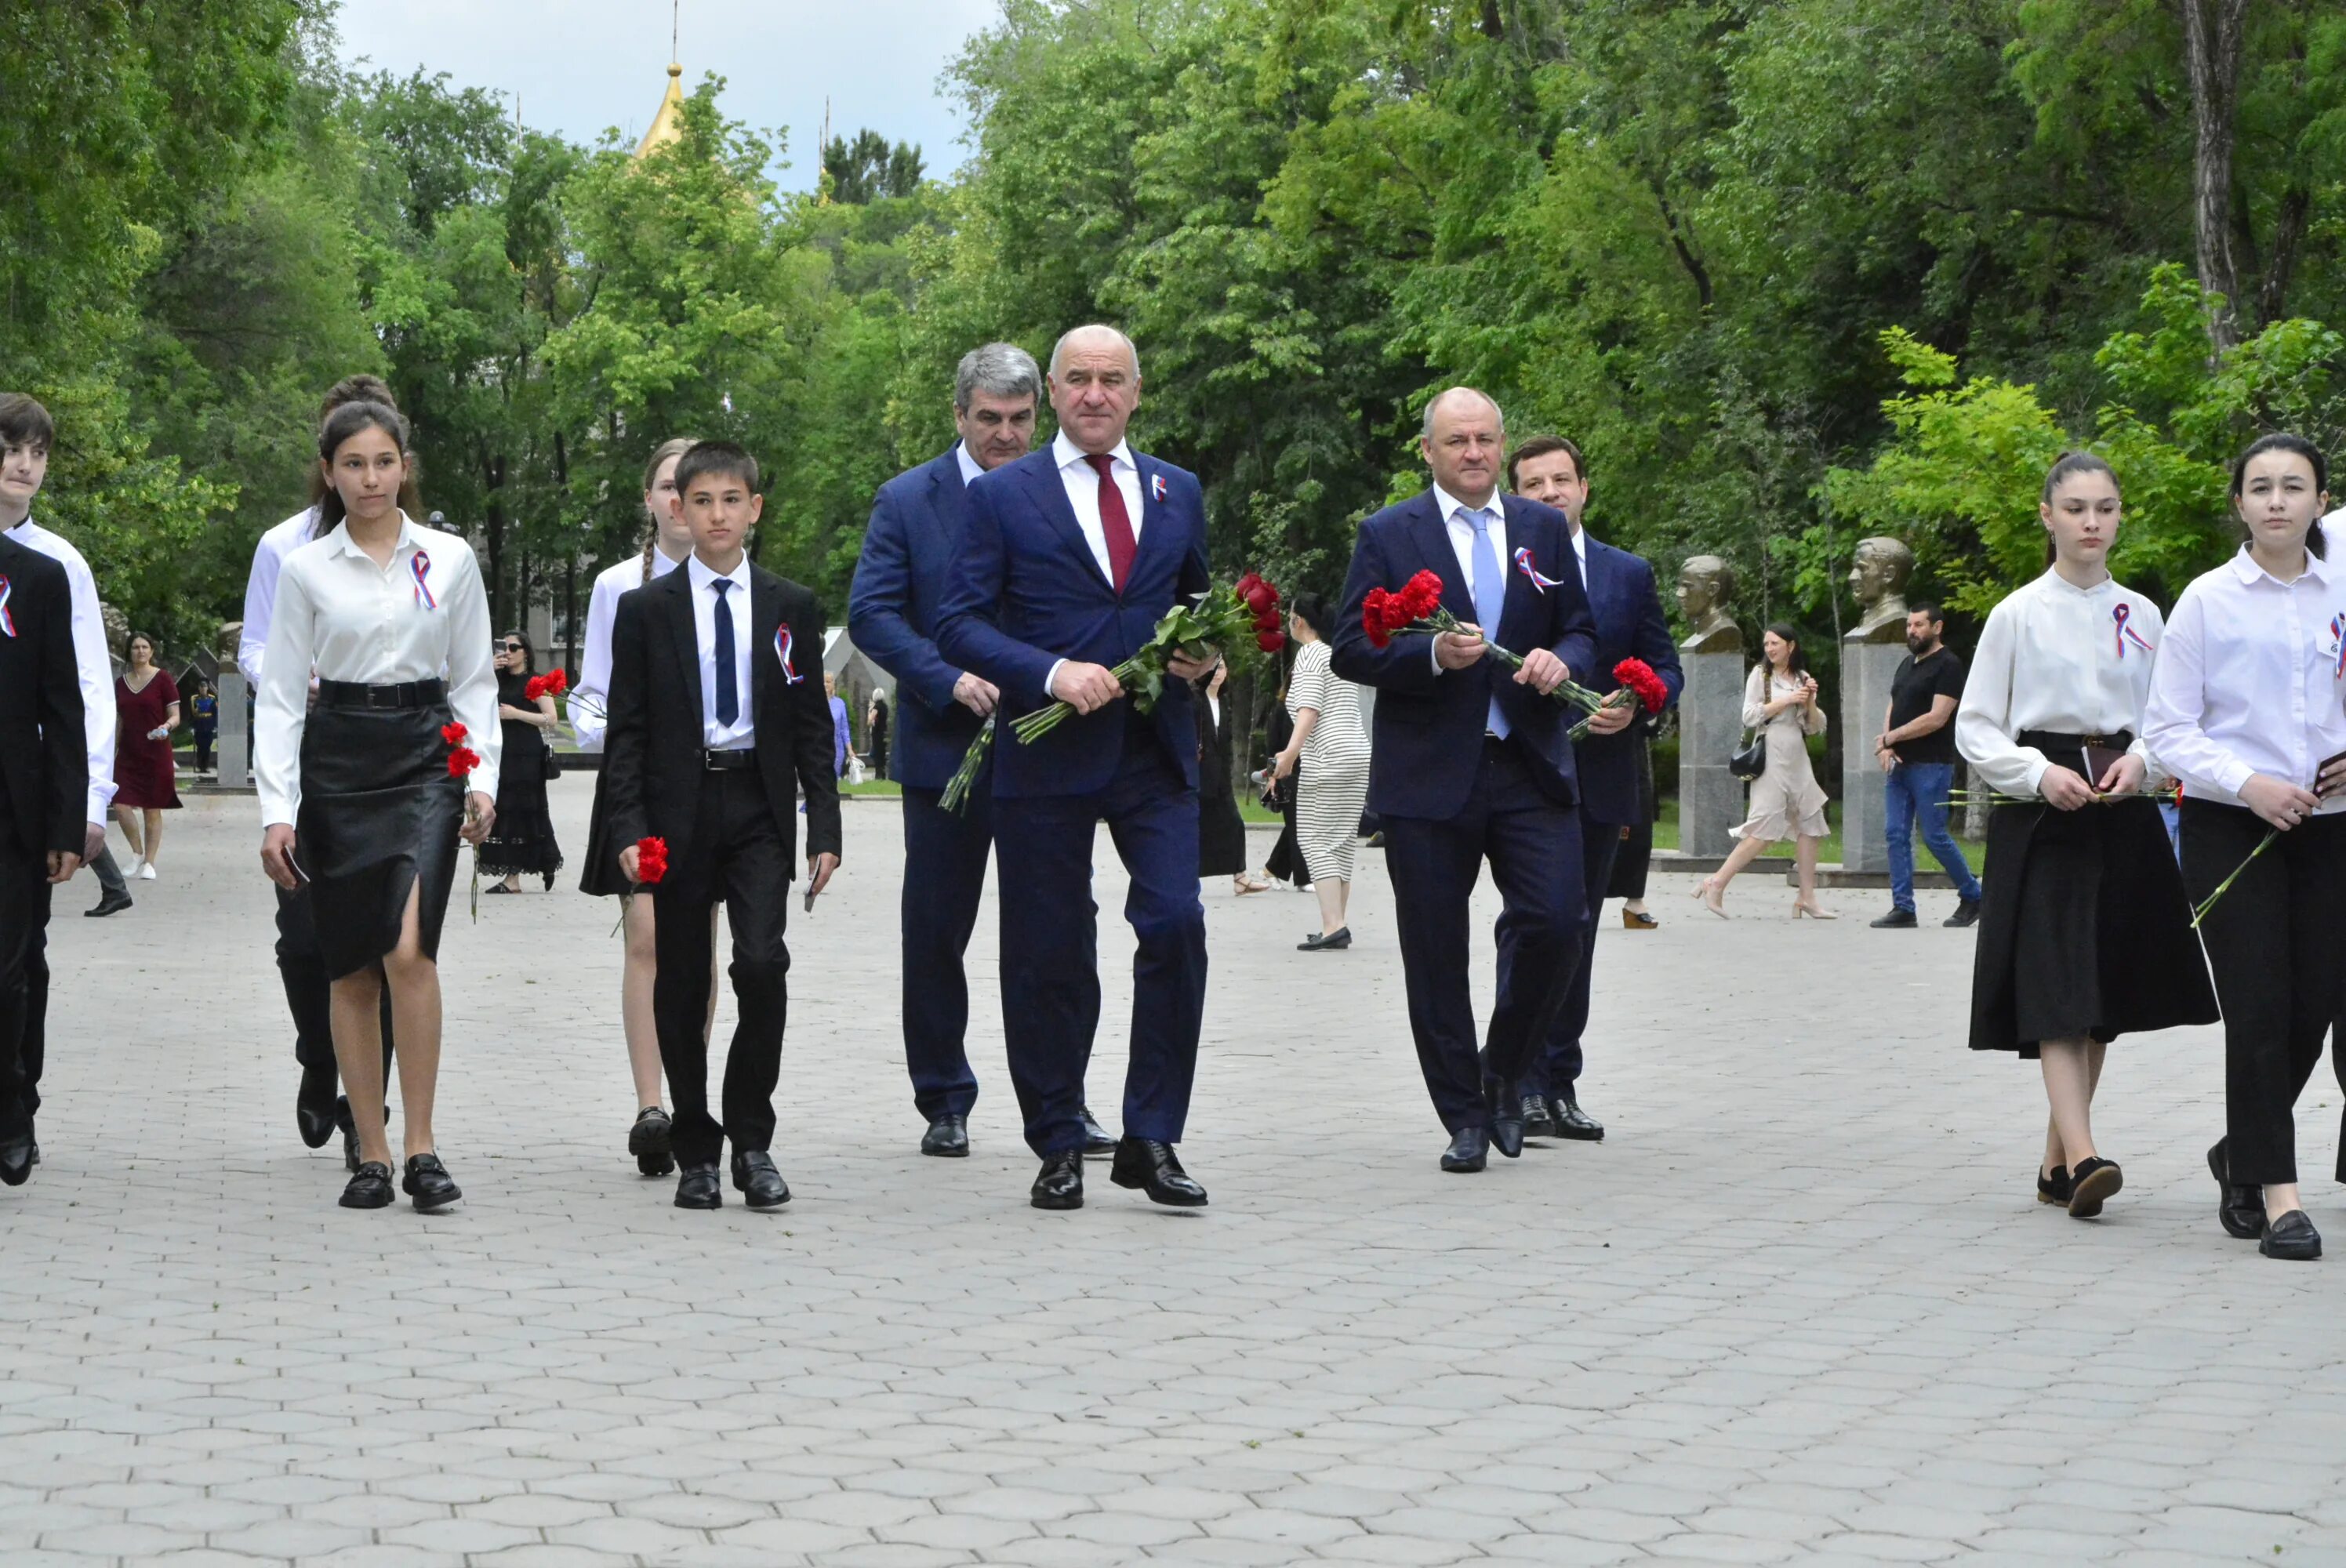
left=0, top=820, right=53, bottom=1145
left=653, top=767, right=792, bottom=1168
left=20, top=846, right=129, bottom=1123
left=275, top=885, right=394, bottom=1092
left=899, top=781, right=993, bottom=1121
left=1509, top=818, right=1622, bottom=1097
left=2182, top=800, right=2346, bottom=1186
left=1608, top=818, right=1652, bottom=900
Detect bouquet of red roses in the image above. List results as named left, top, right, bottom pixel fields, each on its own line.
left=1361, top=568, right=1618, bottom=722
left=941, top=573, right=1285, bottom=813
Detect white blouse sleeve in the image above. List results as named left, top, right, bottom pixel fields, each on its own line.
left=570, top=572, right=622, bottom=752
left=1954, top=598, right=2049, bottom=797
left=2143, top=583, right=2258, bottom=799
left=441, top=545, right=502, bottom=801
left=255, top=556, right=317, bottom=829
left=1740, top=666, right=1767, bottom=728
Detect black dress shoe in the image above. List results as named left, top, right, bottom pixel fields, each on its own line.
left=2067, top=1156, right=2122, bottom=1218
left=340, top=1161, right=394, bottom=1209
left=1868, top=907, right=1917, bottom=928
left=296, top=1065, right=337, bottom=1149
left=1079, top=1106, right=1117, bottom=1158
left=1297, top=927, right=1352, bottom=951
left=1944, top=898, right=1982, bottom=928
left=731, top=1149, right=791, bottom=1211
left=27, top=1138, right=38, bottom=1167
left=1549, top=1097, right=1604, bottom=1141
left=401, top=1153, right=462, bottom=1213
left=0, top=1134, right=31, bottom=1187
left=83, top=889, right=132, bottom=917
left=1521, top=1095, right=1555, bottom=1138
left=2208, top=1138, right=2264, bottom=1239
left=1031, top=1150, right=1084, bottom=1210
left=1487, top=1093, right=1525, bottom=1160
left=2261, top=1209, right=2322, bottom=1261
left=630, top=1106, right=675, bottom=1177
left=1109, top=1137, right=1208, bottom=1207
left=674, top=1163, right=722, bottom=1210
left=1440, top=1127, right=1489, bottom=1173
left=2036, top=1164, right=2072, bottom=1206
left=921, top=1112, right=969, bottom=1157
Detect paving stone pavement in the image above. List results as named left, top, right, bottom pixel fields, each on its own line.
left=4, top=785, right=2343, bottom=1567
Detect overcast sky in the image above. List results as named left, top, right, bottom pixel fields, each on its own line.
left=332, top=0, right=999, bottom=191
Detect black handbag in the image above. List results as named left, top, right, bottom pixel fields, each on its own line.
left=543, top=738, right=563, bottom=779
left=1728, top=671, right=1769, bottom=780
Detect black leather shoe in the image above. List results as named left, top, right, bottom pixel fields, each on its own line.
left=629, top=1106, right=675, bottom=1177
left=2208, top=1138, right=2264, bottom=1239
left=335, top=1097, right=361, bottom=1173
left=401, top=1153, right=462, bottom=1214
left=1868, top=907, right=1917, bottom=929
left=2261, top=1210, right=2322, bottom=1260
left=1549, top=1097, right=1604, bottom=1141
left=296, top=1065, right=337, bottom=1149
left=1298, top=927, right=1352, bottom=951
left=674, top=1163, right=722, bottom=1210
left=921, top=1112, right=969, bottom=1157
left=730, top=1149, right=791, bottom=1211
left=1521, top=1095, right=1555, bottom=1138
left=1944, top=898, right=1982, bottom=928
left=1487, top=1090, right=1525, bottom=1159
left=1440, top=1127, right=1489, bottom=1173
left=83, top=889, right=132, bottom=917
left=2067, top=1156, right=2121, bottom=1218
left=0, top=1134, right=31, bottom=1187
left=27, top=1138, right=38, bottom=1168
left=1109, top=1137, right=1208, bottom=1207
left=1079, top=1106, right=1117, bottom=1158
left=1031, top=1151, right=1084, bottom=1210
left=2036, top=1164, right=2072, bottom=1206
left=339, top=1161, right=394, bottom=1209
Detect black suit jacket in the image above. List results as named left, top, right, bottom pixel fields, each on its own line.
left=603, top=558, right=844, bottom=877
left=0, top=535, right=85, bottom=858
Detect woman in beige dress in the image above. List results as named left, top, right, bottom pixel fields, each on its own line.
left=1698, top=622, right=1835, bottom=918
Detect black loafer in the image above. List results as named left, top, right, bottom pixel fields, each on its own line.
left=296, top=1065, right=337, bottom=1149
left=730, top=1150, right=791, bottom=1211
left=1031, top=1150, right=1084, bottom=1210
left=1944, top=898, right=1981, bottom=928
left=1108, top=1137, right=1208, bottom=1207
left=1549, top=1098, right=1604, bottom=1141
left=1078, top=1106, right=1117, bottom=1159
left=2261, top=1210, right=2322, bottom=1260
left=340, top=1161, right=394, bottom=1209
left=2208, top=1138, right=2264, bottom=1239
left=401, top=1153, right=462, bottom=1214
left=2036, top=1164, right=2072, bottom=1206
left=674, top=1163, right=722, bottom=1210
left=1298, top=927, right=1352, bottom=951
left=2068, top=1156, right=2122, bottom=1218
left=1868, top=907, right=1917, bottom=929
left=1521, top=1095, right=1555, bottom=1138
left=1440, top=1127, right=1489, bottom=1173
left=921, top=1112, right=969, bottom=1157
left=629, top=1106, right=675, bottom=1177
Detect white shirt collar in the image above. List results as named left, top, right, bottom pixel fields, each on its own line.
left=1053, top=430, right=1133, bottom=474
left=686, top=551, right=751, bottom=594
left=953, top=442, right=985, bottom=486
left=2226, top=543, right=2333, bottom=587
left=1431, top=483, right=1503, bottom=525
left=648, top=542, right=686, bottom=579
left=322, top=511, right=425, bottom=560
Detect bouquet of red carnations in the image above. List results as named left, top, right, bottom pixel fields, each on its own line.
left=524, top=668, right=569, bottom=702
left=1361, top=568, right=1629, bottom=727
left=941, top=573, right=1285, bottom=813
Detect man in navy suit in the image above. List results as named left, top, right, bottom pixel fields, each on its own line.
left=850, top=344, right=1115, bottom=1163
left=937, top=325, right=1216, bottom=1211
left=1331, top=389, right=1600, bottom=1173
left=1500, top=435, right=1683, bottom=1144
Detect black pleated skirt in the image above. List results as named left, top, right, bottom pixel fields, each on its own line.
left=1967, top=795, right=2218, bottom=1056
left=576, top=760, right=628, bottom=898
left=296, top=702, right=466, bottom=982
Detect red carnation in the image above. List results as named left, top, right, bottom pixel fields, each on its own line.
left=524, top=674, right=548, bottom=702
left=634, top=836, right=670, bottom=885
left=446, top=746, right=482, bottom=779
left=1399, top=570, right=1445, bottom=622
left=1614, top=657, right=1670, bottom=713
left=1364, top=589, right=1394, bottom=648
left=441, top=721, right=468, bottom=746
left=1256, top=630, right=1287, bottom=654
left=543, top=667, right=568, bottom=697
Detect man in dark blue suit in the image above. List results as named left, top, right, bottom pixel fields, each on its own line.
left=936, top=325, right=1216, bottom=1211
left=849, top=344, right=1115, bottom=1162
left=1500, top=435, right=1683, bottom=1143
left=1331, top=389, right=1600, bottom=1173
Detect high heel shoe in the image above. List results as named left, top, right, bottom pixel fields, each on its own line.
left=1622, top=908, right=1658, bottom=930
left=1792, top=897, right=1838, bottom=920
left=1692, top=878, right=1727, bottom=918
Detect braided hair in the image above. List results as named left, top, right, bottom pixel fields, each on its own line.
left=639, top=436, right=700, bottom=583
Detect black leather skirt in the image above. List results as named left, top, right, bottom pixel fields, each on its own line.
left=296, top=700, right=466, bottom=981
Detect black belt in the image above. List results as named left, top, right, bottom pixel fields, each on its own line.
left=703, top=748, right=759, bottom=771
left=2019, top=728, right=2133, bottom=752
left=317, top=679, right=445, bottom=710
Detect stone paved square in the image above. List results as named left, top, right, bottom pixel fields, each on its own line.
left=3, top=784, right=2340, bottom=1566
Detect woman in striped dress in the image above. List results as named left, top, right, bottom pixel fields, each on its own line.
left=1273, top=596, right=1371, bottom=951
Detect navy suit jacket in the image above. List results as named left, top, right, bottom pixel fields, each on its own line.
left=936, top=445, right=1211, bottom=799
left=848, top=449, right=987, bottom=790
left=1330, top=489, right=1598, bottom=821
left=1572, top=534, right=1684, bottom=826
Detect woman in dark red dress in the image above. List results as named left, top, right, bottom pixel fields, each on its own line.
left=113, top=632, right=182, bottom=880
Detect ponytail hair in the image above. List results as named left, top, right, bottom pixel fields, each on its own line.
left=2040, top=450, right=2119, bottom=564
left=2231, top=432, right=2330, bottom=559
left=639, top=435, right=700, bottom=583
left=309, top=400, right=421, bottom=536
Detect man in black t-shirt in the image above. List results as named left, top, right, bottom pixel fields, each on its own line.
left=1870, top=604, right=1983, bottom=928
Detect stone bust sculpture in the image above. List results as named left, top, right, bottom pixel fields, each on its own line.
left=1845, top=536, right=1915, bottom=644
left=1675, top=555, right=1743, bottom=653
left=219, top=620, right=245, bottom=667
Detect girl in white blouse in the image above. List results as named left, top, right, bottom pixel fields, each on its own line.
left=256, top=400, right=500, bottom=1214
left=2144, top=433, right=2346, bottom=1262
left=1955, top=453, right=2216, bottom=1221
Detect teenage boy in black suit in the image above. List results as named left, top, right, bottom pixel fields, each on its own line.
left=602, top=441, right=843, bottom=1211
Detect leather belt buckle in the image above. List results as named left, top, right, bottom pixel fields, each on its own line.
left=365, top=686, right=400, bottom=710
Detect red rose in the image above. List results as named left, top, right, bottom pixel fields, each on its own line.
left=1614, top=657, right=1670, bottom=713
left=446, top=746, right=482, bottom=778
left=1256, top=630, right=1287, bottom=654
left=1240, top=576, right=1280, bottom=615
left=634, top=836, right=670, bottom=884
left=441, top=721, right=468, bottom=746
left=1252, top=608, right=1281, bottom=633
left=1364, top=589, right=1394, bottom=648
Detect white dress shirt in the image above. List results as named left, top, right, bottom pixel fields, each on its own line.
left=238, top=506, right=321, bottom=688
left=569, top=543, right=684, bottom=752
left=686, top=553, right=757, bottom=750
left=1427, top=483, right=1515, bottom=673
left=2144, top=546, right=2346, bottom=815
left=1051, top=430, right=1142, bottom=581
left=5, top=517, right=118, bottom=825
left=954, top=441, right=985, bottom=488
left=1956, top=568, right=2164, bottom=797
left=256, top=513, right=499, bottom=828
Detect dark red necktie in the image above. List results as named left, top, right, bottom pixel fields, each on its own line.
left=1084, top=452, right=1137, bottom=592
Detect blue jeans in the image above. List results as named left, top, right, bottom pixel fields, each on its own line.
left=1884, top=761, right=1981, bottom=911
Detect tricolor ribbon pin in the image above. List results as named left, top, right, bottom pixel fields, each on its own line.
left=2112, top=602, right=2152, bottom=659
left=1150, top=473, right=1168, bottom=502
left=2331, top=613, right=2345, bottom=680
left=1513, top=546, right=1565, bottom=594
left=411, top=550, right=437, bottom=610
left=0, top=575, right=14, bottom=637
left=775, top=625, right=804, bottom=684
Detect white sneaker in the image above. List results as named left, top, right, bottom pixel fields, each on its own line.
left=136, top=862, right=157, bottom=880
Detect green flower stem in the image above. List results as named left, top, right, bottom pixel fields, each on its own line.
left=2191, top=826, right=2279, bottom=929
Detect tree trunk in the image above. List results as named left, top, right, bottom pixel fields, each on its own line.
left=2179, top=0, right=2249, bottom=347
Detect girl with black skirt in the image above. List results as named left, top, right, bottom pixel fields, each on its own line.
left=1956, top=453, right=2217, bottom=1220
left=2145, top=434, right=2346, bottom=1261
left=256, top=400, right=499, bottom=1213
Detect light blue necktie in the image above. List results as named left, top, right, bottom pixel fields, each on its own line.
left=710, top=578, right=738, bottom=728
left=1467, top=508, right=1509, bottom=739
